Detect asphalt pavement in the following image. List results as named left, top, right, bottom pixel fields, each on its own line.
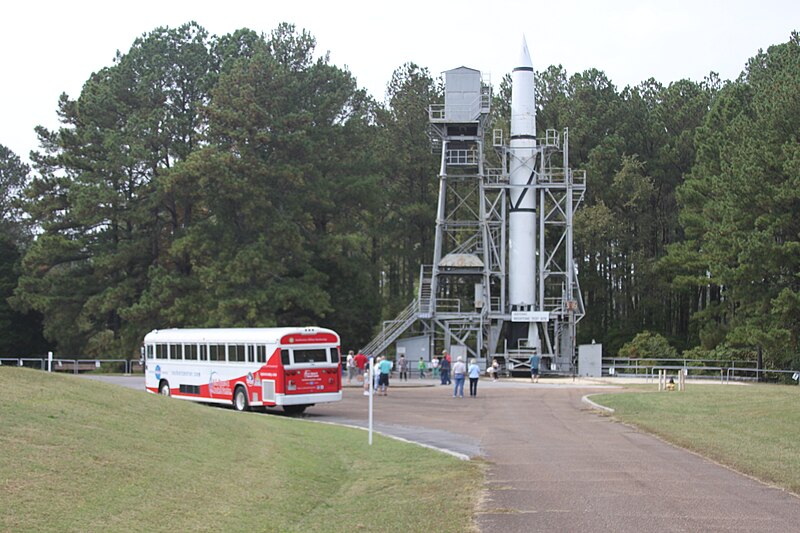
left=316, top=377, right=800, bottom=532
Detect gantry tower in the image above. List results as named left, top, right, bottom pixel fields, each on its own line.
left=361, top=57, right=586, bottom=373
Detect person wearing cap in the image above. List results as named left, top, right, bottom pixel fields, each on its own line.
left=452, top=356, right=466, bottom=398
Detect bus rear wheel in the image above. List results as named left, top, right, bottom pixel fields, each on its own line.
left=282, top=405, right=307, bottom=415
left=159, top=381, right=170, bottom=396
left=233, top=386, right=250, bottom=412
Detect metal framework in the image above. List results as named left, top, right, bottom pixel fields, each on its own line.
left=361, top=66, right=586, bottom=374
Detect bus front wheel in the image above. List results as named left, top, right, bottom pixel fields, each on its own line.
left=159, top=381, right=170, bottom=396
left=282, top=405, right=307, bottom=415
left=233, top=386, right=250, bottom=412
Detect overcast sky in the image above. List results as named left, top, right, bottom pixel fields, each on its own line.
left=2, top=0, right=798, bottom=164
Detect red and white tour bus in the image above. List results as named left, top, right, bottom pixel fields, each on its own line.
left=143, top=327, right=342, bottom=414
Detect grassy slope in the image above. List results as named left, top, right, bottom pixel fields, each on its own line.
left=592, top=384, right=800, bottom=494
left=0, top=368, right=481, bottom=532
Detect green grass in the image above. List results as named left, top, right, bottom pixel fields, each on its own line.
left=0, top=368, right=482, bottom=532
left=592, top=383, right=800, bottom=493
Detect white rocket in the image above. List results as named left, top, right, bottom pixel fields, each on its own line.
left=508, top=36, right=541, bottom=352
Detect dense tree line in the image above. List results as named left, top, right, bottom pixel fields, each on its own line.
left=0, top=145, right=48, bottom=355
left=1, top=23, right=797, bottom=370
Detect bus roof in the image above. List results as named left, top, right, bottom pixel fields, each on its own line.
left=143, top=327, right=339, bottom=345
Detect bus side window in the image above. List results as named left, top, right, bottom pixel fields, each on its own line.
left=199, top=344, right=208, bottom=361
left=210, top=344, right=224, bottom=362
left=185, top=344, right=198, bottom=361
left=156, top=344, right=167, bottom=359
left=247, top=345, right=255, bottom=363
left=230, top=344, right=245, bottom=363
left=146, top=345, right=154, bottom=359
left=330, top=347, right=340, bottom=364
left=169, top=344, right=182, bottom=360
left=257, top=345, right=266, bottom=363
left=281, top=349, right=290, bottom=366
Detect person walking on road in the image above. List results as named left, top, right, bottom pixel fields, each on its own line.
left=431, top=356, right=440, bottom=380
left=354, top=352, right=368, bottom=382
left=418, top=357, right=426, bottom=378
left=373, top=356, right=384, bottom=391
left=346, top=350, right=356, bottom=383
left=468, top=358, right=481, bottom=397
left=529, top=353, right=541, bottom=383
left=440, top=352, right=451, bottom=385
left=452, top=356, right=466, bottom=398
left=397, top=354, right=408, bottom=381
left=491, top=358, right=500, bottom=382
left=378, top=356, right=392, bottom=396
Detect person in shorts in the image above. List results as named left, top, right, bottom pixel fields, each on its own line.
left=529, top=353, right=541, bottom=383
left=378, top=356, right=393, bottom=396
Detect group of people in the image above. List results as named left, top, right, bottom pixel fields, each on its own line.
left=450, top=355, right=482, bottom=398
left=417, top=355, right=444, bottom=380
left=345, top=350, right=368, bottom=384
left=344, top=349, right=544, bottom=399
left=344, top=351, right=398, bottom=397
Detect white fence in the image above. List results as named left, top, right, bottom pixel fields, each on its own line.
left=604, top=357, right=800, bottom=385
left=0, top=357, right=142, bottom=374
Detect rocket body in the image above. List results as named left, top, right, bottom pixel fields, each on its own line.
left=508, top=37, right=540, bottom=350
left=508, top=38, right=537, bottom=310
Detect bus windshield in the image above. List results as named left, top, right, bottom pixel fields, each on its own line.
left=292, top=348, right=329, bottom=364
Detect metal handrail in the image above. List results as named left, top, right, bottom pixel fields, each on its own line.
left=360, top=299, right=420, bottom=356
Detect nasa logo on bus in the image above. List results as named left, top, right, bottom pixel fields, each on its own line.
left=246, top=372, right=254, bottom=386
left=155, top=365, right=161, bottom=381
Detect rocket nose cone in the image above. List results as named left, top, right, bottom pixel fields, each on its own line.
left=518, top=35, right=533, bottom=69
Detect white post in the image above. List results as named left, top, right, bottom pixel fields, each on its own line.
left=368, top=356, right=374, bottom=446
left=48, top=351, right=53, bottom=372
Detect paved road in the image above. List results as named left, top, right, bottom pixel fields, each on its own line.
left=91, top=376, right=800, bottom=531
left=314, top=381, right=800, bottom=532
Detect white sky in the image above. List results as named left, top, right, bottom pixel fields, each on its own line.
left=2, top=0, right=798, bottom=165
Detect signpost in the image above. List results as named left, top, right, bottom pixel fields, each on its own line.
left=368, top=356, right=374, bottom=445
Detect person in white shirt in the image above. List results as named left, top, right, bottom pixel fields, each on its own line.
left=452, top=356, right=467, bottom=398
left=346, top=351, right=356, bottom=383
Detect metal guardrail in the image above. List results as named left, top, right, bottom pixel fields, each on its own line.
left=724, top=368, right=800, bottom=384
left=605, top=361, right=800, bottom=385
left=360, top=299, right=420, bottom=357
left=604, top=358, right=759, bottom=375
left=0, top=358, right=145, bottom=374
